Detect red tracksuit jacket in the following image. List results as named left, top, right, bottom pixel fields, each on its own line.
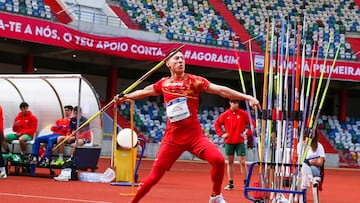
left=214, top=108, right=253, bottom=144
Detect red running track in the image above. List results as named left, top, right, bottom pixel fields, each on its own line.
left=0, top=157, right=359, bottom=203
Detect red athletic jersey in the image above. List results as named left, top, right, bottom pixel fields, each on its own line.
left=153, top=73, right=210, bottom=144
left=50, top=118, right=71, bottom=136
left=214, top=108, right=252, bottom=144
left=12, top=110, right=38, bottom=137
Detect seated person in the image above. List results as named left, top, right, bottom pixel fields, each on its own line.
left=55, top=106, right=92, bottom=163
left=298, top=129, right=325, bottom=188
left=2, top=102, right=37, bottom=157
left=31, top=105, right=73, bottom=167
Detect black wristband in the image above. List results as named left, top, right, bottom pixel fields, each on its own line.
left=117, top=93, right=125, bottom=98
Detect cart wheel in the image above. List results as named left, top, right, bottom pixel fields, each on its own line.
left=50, top=170, right=55, bottom=176
left=254, top=200, right=263, bottom=203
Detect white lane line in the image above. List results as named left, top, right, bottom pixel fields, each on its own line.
left=0, top=192, right=112, bottom=203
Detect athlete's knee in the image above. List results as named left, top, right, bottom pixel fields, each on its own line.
left=239, top=157, right=246, bottom=165
left=227, top=161, right=234, bottom=166
left=212, top=154, right=225, bottom=167
left=145, top=166, right=167, bottom=185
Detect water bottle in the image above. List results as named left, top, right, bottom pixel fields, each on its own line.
left=79, top=168, right=115, bottom=183
left=99, top=168, right=116, bottom=183
left=79, top=172, right=102, bottom=182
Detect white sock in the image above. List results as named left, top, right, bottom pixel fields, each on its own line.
left=0, top=167, right=5, bottom=173
left=59, top=154, right=63, bottom=161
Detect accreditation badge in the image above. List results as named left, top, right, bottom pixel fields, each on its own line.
left=166, top=97, right=190, bottom=122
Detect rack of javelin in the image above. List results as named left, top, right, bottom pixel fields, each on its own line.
left=244, top=162, right=307, bottom=203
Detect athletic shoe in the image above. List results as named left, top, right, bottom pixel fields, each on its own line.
left=30, top=155, right=38, bottom=165
left=54, top=174, right=70, bottom=181
left=209, top=194, right=227, bottom=203
left=65, top=157, right=73, bottom=163
left=2, top=153, right=13, bottom=159
left=224, top=184, right=234, bottom=190
left=22, top=154, right=32, bottom=165
left=39, top=158, right=50, bottom=167
left=0, top=172, right=7, bottom=179
left=312, top=177, right=321, bottom=187
left=54, top=168, right=71, bottom=181
left=50, top=158, right=64, bottom=166
left=50, top=159, right=56, bottom=165
left=12, top=154, right=23, bottom=163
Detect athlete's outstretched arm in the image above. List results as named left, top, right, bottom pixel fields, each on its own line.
left=206, top=83, right=261, bottom=110
left=115, top=84, right=160, bottom=102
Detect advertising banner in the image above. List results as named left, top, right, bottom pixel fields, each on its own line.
left=0, top=12, right=359, bottom=81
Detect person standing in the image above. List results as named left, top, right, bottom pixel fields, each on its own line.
left=0, top=104, right=7, bottom=178
left=2, top=102, right=38, bottom=157
left=115, top=49, right=261, bottom=203
left=214, top=100, right=253, bottom=190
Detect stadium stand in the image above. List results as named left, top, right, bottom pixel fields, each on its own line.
left=61, top=0, right=123, bottom=27
left=108, top=0, right=246, bottom=50
left=41, top=0, right=125, bottom=27
left=104, top=0, right=360, bottom=59
left=320, top=114, right=360, bottom=166
left=321, top=115, right=360, bottom=151
left=108, top=3, right=141, bottom=30
left=0, top=0, right=53, bottom=20
left=43, top=0, right=72, bottom=23
left=119, top=100, right=226, bottom=146
left=24, top=0, right=356, bottom=59
left=10, top=0, right=356, bottom=59
left=207, top=0, right=262, bottom=52
left=223, top=0, right=360, bottom=60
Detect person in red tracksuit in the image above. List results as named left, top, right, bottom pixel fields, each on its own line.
left=115, top=49, right=261, bottom=203
left=30, top=105, right=73, bottom=167
left=56, top=106, right=91, bottom=160
left=2, top=102, right=38, bottom=156
left=214, top=100, right=253, bottom=190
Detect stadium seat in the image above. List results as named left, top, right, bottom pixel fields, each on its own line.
left=223, top=0, right=359, bottom=60
left=4, top=127, right=37, bottom=154
left=114, top=0, right=237, bottom=48
left=0, top=0, right=52, bottom=19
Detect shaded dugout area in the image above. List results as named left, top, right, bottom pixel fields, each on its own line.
left=0, top=74, right=103, bottom=151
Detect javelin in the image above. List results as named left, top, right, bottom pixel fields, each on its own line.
left=53, top=44, right=185, bottom=150
left=231, top=35, right=258, bottom=161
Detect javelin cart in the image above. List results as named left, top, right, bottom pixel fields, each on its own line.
left=110, top=99, right=146, bottom=190
left=244, top=161, right=308, bottom=203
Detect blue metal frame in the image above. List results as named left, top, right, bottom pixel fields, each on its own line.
left=244, top=162, right=307, bottom=203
